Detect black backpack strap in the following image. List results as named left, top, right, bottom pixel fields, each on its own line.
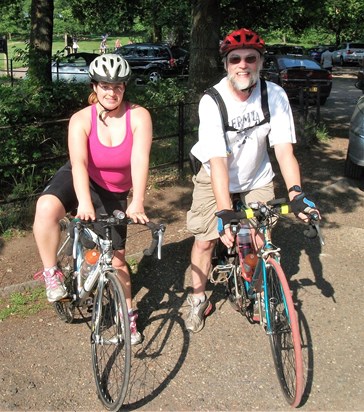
left=259, top=78, right=270, bottom=125
left=204, top=87, right=233, bottom=155
left=204, top=87, right=237, bottom=132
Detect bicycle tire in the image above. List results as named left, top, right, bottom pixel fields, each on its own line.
left=53, top=217, right=75, bottom=323
left=265, top=257, right=304, bottom=407
left=91, top=270, right=131, bottom=411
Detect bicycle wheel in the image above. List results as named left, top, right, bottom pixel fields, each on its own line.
left=53, top=217, right=75, bottom=323
left=91, top=270, right=131, bottom=411
left=265, top=257, right=304, bottom=408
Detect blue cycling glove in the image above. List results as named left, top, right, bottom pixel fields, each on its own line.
left=290, top=192, right=317, bottom=216
left=215, top=209, right=238, bottom=236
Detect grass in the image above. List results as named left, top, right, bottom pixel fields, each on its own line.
left=0, top=35, right=136, bottom=70
left=0, top=286, right=48, bottom=321
left=316, top=122, right=330, bottom=141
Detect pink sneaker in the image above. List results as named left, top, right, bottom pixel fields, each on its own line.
left=129, top=311, right=142, bottom=345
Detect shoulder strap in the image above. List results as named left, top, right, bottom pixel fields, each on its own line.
left=204, top=87, right=237, bottom=132
left=259, top=78, right=270, bottom=124
left=204, top=87, right=233, bottom=155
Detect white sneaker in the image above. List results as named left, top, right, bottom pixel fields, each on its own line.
left=34, top=267, right=67, bottom=302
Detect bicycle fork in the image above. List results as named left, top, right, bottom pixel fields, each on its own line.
left=259, top=255, right=290, bottom=334
left=91, top=272, right=125, bottom=345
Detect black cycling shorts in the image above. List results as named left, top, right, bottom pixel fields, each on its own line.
left=40, top=161, right=129, bottom=250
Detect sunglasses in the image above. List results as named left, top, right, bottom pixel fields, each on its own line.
left=228, top=55, right=258, bottom=65
left=98, top=83, right=124, bottom=93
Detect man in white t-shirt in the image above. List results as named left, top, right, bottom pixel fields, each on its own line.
left=185, top=28, right=320, bottom=333
left=320, top=48, right=333, bottom=71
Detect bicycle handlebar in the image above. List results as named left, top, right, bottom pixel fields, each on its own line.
left=216, top=198, right=325, bottom=246
left=75, top=210, right=166, bottom=260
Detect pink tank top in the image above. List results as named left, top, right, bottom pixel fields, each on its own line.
left=87, top=104, right=133, bottom=192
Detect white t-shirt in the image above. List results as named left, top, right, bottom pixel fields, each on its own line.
left=190, top=77, right=296, bottom=193
left=321, top=50, right=333, bottom=69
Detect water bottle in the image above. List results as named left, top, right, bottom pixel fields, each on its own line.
left=243, top=253, right=258, bottom=277
left=237, top=225, right=257, bottom=278
left=237, top=225, right=252, bottom=257
left=80, top=249, right=100, bottom=279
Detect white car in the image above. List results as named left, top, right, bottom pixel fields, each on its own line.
left=51, top=52, right=99, bottom=82
left=332, top=42, right=364, bottom=66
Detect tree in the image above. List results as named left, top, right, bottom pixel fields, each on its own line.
left=27, top=0, right=54, bottom=84
left=322, top=0, right=364, bottom=45
left=188, top=0, right=221, bottom=95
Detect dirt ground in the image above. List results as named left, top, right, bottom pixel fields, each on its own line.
left=0, top=68, right=363, bottom=411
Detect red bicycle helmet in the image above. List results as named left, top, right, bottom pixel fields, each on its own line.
left=220, top=28, right=266, bottom=57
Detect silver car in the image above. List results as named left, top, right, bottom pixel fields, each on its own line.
left=51, top=52, right=99, bottom=82
left=344, top=95, right=364, bottom=179
left=332, top=42, right=364, bottom=66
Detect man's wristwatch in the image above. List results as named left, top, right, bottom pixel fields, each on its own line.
left=288, top=185, right=303, bottom=193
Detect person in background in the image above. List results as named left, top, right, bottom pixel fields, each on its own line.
left=33, top=54, right=153, bottom=345
left=185, top=28, right=320, bottom=333
left=321, top=48, right=333, bottom=71
left=72, top=38, right=79, bottom=54
left=100, top=39, right=107, bottom=54
left=115, top=38, right=122, bottom=51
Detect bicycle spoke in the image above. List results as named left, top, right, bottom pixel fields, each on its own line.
left=91, top=271, right=131, bottom=411
left=266, top=257, right=303, bottom=407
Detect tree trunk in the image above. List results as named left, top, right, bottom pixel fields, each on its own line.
left=188, top=0, right=221, bottom=97
left=28, top=0, right=54, bottom=84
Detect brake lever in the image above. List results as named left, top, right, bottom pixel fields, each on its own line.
left=313, top=221, right=325, bottom=246
left=304, top=212, right=325, bottom=246
left=157, top=224, right=166, bottom=260
left=143, top=223, right=166, bottom=260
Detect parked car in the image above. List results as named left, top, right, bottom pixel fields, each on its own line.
left=261, top=55, right=333, bottom=105
left=332, top=42, right=364, bottom=66
left=307, top=45, right=336, bottom=63
left=114, top=43, right=189, bottom=83
left=344, top=95, right=364, bottom=179
left=266, top=44, right=305, bottom=56
left=51, top=52, right=99, bottom=82
left=355, top=68, right=364, bottom=94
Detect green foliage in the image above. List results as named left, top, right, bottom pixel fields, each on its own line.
left=125, top=78, right=197, bottom=168
left=0, top=2, right=30, bottom=36
left=0, top=79, right=90, bottom=201
left=316, top=123, right=330, bottom=142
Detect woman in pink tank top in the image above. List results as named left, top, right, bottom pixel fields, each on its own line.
left=33, top=55, right=153, bottom=345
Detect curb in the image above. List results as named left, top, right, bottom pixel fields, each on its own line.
left=0, top=280, right=40, bottom=298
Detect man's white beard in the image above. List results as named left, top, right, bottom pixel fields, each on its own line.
left=228, top=69, right=260, bottom=91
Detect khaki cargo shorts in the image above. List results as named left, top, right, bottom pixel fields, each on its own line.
left=186, top=167, right=275, bottom=241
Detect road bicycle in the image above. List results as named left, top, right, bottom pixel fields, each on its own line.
left=211, top=198, right=324, bottom=408
left=53, top=210, right=165, bottom=411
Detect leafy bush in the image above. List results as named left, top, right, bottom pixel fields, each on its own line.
left=0, top=80, right=90, bottom=198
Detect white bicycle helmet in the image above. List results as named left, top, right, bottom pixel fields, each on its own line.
left=89, top=54, right=131, bottom=83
